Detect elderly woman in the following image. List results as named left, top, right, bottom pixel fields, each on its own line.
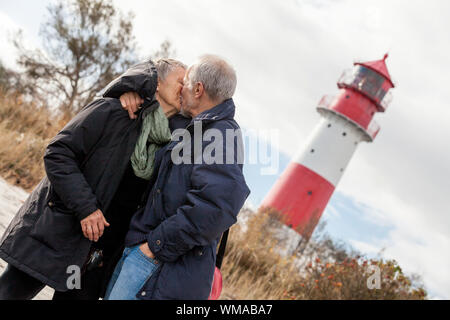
left=0, top=59, right=189, bottom=300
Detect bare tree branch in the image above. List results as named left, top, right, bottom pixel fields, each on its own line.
left=13, top=0, right=138, bottom=115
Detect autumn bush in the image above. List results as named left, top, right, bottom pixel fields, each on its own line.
left=220, top=208, right=427, bottom=300
left=0, top=91, right=66, bottom=190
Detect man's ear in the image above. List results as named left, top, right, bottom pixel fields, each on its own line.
left=195, top=82, right=204, bottom=98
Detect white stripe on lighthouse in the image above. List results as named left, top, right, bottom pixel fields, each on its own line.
left=293, top=111, right=367, bottom=186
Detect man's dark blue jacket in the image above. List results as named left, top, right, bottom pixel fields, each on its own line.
left=125, top=99, right=250, bottom=300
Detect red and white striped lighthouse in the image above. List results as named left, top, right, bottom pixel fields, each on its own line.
left=261, top=54, right=395, bottom=241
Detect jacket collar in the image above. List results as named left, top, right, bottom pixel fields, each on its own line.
left=163, top=99, right=236, bottom=153
left=188, top=99, right=236, bottom=126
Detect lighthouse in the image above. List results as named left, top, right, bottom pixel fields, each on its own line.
left=261, top=54, right=395, bottom=242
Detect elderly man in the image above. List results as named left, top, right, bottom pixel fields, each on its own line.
left=104, top=55, right=250, bottom=300
left=0, top=59, right=188, bottom=300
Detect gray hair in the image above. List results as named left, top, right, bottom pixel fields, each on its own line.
left=155, top=58, right=187, bottom=81
left=187, top=55, right=237, bottom=102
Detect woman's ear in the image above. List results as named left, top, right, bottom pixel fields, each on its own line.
left=156, top=81, right=161, bottom=93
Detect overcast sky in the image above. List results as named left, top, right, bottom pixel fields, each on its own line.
left=1, top=0, right=449, bottom=299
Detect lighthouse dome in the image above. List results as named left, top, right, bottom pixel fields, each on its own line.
left=337, top=55, right=394, bottom=112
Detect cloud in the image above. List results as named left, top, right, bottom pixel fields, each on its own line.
left=0, top=12, right=20, bottom=67
left=349, top=239, right=382, bottom=255
left=323, top=204, right=341, bottom=220
left=0, top=5, right=44, bottom=69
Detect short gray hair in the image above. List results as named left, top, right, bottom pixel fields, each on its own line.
left=155, top=58, right=187, bottom=81
left=187, top=55, right=237, bottom=102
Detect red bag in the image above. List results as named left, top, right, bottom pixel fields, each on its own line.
left=208, top=230, right=229, bottom=300
left=208, top=267, right=223, bottom=300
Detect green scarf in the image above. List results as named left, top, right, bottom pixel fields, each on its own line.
left=131, top=104, right=172, bottom=180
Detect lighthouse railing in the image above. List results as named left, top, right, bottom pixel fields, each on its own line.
left=380, top=91, right=393, bottom=110
left=317, top=94, right=335, bottom=110
left=317, top=94, right=380, bottom=142
left=367, top=119, right=381, bottom=140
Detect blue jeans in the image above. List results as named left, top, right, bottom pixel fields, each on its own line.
left=104, top=245, right=160, bottom=300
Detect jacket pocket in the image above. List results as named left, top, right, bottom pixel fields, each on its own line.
left=152, top=247, right=215, bottom=300
left=30, top=204, right=83, bottom=252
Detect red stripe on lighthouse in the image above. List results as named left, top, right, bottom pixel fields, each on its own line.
left=261, top=162, right=335, bottom=239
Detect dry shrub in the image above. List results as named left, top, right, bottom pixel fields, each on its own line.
left=220, top=208, right=300, bottom=299
left=294, top=257, right=427, bottom=300
left=220, top=208, right=427, bottom=300
left=0, top=91, right=66, bottom=190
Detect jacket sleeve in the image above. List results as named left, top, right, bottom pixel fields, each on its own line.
left=101, top=60, right=158, bottom=100
left=146, top=122, right=251, bottom=262
left=43, top=99, right=112, bottom=221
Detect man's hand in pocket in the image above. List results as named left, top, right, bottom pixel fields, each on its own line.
left=139, top=242, right=155, bottom=259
